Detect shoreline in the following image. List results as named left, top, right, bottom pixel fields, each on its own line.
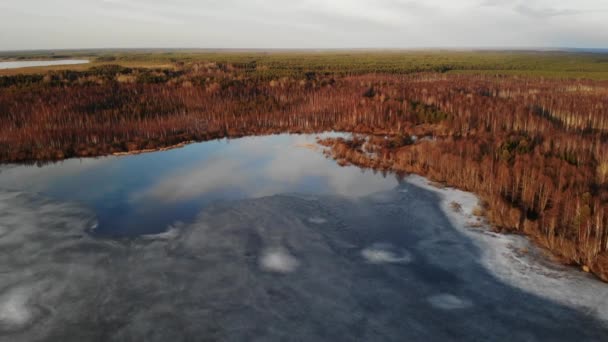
left=411, top=174, right=608, bottom=322
left=0, top=130, right=355, bottom=164
left=110, top=141, right=195, bottom=157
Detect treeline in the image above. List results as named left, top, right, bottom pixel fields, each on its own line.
left=2, top=65, right=608, bottom=280
left=319, top=74, right=608, bottom=281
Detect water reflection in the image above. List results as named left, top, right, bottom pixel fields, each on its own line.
left=0, top=134, right=398, bottom=236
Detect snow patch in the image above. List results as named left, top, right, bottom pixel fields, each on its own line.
left=361, top=243, right=412, bottom=264
left=427, top=294, right=472, bottom=310
left=259, top=248, right=300, bottom=274
left=308, top=217, right=327, bottom=224
left=0, top=287, right=33, bottom=330
left=142, top=225, right=181, bottom=240
left=88, top=221, right=99, bottom=233
left=406, top=175, right=608, bottom=322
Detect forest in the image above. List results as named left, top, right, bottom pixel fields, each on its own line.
left=2, top=51, right=608, bottom=281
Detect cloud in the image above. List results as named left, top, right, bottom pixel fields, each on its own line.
left=1, top=0, right=607, bottom=49
left=480, top=0, right=594, bottom=18
left=0, top=158, right=109, bottom=193
left=514, top=4, right=582, bottom=18
left=130, top=158, right=249, bottom=203
left=131, top=134, right=397, bottom=203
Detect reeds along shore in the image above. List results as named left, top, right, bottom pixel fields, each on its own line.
left=2, top=63, right=608, bottom=280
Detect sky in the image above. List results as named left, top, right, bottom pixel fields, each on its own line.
left=0, top=0, right=606, bottom=50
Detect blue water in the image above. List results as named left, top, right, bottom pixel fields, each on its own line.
left=0, top=133, right=398, bottom=236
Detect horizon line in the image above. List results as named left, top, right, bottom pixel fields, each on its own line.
left=1, top=47, right=608, bottom=54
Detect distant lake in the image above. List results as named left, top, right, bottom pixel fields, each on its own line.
left=0, top=134, right=607, bottom=341
left=0, top=59, right=89, bottom=69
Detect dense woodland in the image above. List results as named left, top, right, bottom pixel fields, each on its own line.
left=2, top=59, right=608, bottom=280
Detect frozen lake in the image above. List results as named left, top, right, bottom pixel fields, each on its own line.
left=0, top=134, right=607, bottom=341
left=0, top=60, right=89, bottom=70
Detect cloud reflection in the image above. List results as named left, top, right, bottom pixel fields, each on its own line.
left=131, top=134, right=397, bottom=203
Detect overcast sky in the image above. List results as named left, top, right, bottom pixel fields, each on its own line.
left=0, top=0, right=606, bottom=50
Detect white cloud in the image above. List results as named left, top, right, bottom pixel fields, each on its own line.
left=131, top=134, right=397, bottom=203
left=130, top=158, right=249, bottom=203
left=0, top=0, right=606, bottom=49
